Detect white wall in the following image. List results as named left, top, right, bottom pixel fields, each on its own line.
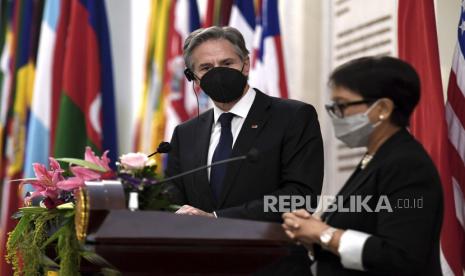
left=279, top=0, right=323, bottom=112
left=105, top=0, right=151, bottom=154
left=105, top=0, right=132, bottom=154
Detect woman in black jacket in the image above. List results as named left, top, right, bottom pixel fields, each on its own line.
left=282, top=56, right=443, bottom=276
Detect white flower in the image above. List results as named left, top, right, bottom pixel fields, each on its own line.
left=120, top=152, right=149, bottom=170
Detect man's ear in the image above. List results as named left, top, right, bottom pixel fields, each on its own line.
left=243, top=56, right=251, bottom=76
left=184, top=68, right=196, bottom=82
left=194, top=80, right=201, bottom=91
left=193, top=71, right=201, bottom=87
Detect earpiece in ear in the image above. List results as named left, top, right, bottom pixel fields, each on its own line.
left=379, top=114, right=385, bottom=120
left=184, top=68, right=195, bottom=82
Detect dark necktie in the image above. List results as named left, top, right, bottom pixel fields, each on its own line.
left=210, top=112, right=235, bottom=202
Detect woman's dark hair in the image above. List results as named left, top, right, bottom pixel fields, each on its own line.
left=329, top=56, right=420, bottom=127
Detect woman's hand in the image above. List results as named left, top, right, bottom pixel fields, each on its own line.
left=282, top=209, right=343, bottom=255
left=282, top=209, right=328, bottom=246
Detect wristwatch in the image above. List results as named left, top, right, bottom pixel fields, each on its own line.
left=320, top=227, right=337, bottom=249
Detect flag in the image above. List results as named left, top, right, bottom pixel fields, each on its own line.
left=53, top=0, right=118, bottom=165
left=0, top=3, right=14, bottom=274
left=164, top=0, right=203, bottom=143
left=203, top=0, right=233, bottom=27
left=24, top=0, right=61, bottom=180
left=50, top=0, right=70, bottom=150
left=397, top=0, right=456, bottom=274
left=133, top=0, right=171, bottom=171
left=203, top=0, right=216, bottom=27
left=0, top=1, right=13, bottom=177
left=0, top=0, right=10, bottom=97
left=2, top=0, right=42, bottom=183
left=0, top=0, right=43, bottom=274
left=228, top=0, right=255, bottom=53
left=443, top=1, right=465, bottom=275
left=249, top=0, right=288, bottom=98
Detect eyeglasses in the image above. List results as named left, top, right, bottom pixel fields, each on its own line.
left=325, top=99, right=376, bottom=118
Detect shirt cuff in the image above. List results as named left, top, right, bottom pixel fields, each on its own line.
left=338, top=229, right=371, bottom=271
left=213, top=211, right=218, bottom=218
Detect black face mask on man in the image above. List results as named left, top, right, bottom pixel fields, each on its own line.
left=199, top=65, right=248, bottom=103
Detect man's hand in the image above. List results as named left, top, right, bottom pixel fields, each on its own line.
left=175, top=204, right=215, bottom=218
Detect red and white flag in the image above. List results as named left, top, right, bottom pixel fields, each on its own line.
left=164, top=0, right=203, bottom=142
left=228, top=0, right=255, bottom=54
left=398, top=0, right=464, bottom=275
left=442, top=1, right=465, bottom=274
left=249, top=0, right=288, bottom=98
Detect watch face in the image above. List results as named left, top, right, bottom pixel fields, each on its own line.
left=321, top=232, right=331, bottom=244
left=320, top=228, right=335, bottom=245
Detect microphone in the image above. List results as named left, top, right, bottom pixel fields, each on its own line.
left=157, top=148, right=259, bottom=185
left=148, top=142, right=172, bottom=158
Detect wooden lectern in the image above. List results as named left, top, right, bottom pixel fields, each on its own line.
left=75, top=181, right=292, bottom=275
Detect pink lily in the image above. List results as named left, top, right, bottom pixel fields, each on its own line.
left=25, top=158, right=66, bottom=202
left=56, top=166, right=101, bottom=190
left=84, top=147, right=111, bottom=171
left=57, top=147, right=114, bottom=189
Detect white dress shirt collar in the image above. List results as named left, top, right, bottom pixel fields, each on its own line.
left=212, top=87, right=256, bottom=124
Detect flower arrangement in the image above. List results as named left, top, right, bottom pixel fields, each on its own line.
left=117, top=152, right=175, bottom=211
left=6, top=147, right=173, bottom=275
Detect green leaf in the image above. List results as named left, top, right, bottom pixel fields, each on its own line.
left=62, top=210, right=75, bottom=218
left=56, top=158, right=107, bottom=172
left=80, top=250, right=115, bottom=269
left=19, top=206, right=48, bottom=214
left=41, top=222, right=68, bottom=249
left=57, top=221, right=80, bottom=276
left=167, top=204, right=182, bottom=211
left=101, top=267, right=122, bottom=276
left=57, top=202, right=74, bottom=209
left=11, top=211, right=24, bottom=220
left=7, top=214, right=31, bottom=247
left=42, top=254, right=59, bottom=268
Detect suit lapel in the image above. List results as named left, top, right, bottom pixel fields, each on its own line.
left=193, top=110, right=216, bottom=206
left=321, top=129, right=410, bottom=222
left=322, top=157, right=379, bottom=222
left=217, top=90, right=272, bottom=207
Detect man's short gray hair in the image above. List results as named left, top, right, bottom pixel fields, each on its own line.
left=183, top=26, right=249, bottom=71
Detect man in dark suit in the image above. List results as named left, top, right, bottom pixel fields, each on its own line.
left=165, top=26, right=324, bottom=223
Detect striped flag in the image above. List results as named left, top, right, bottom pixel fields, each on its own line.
left=0, top=0, right=10, bottom=108
left=228, top=0, right=255, bottom=54
left=133, top=0, right=171, bottom=170
left=203, top=0, right=215, bottom=27
left=50, top=0, right=70, bottom=151
left=249, top=0, right=288, bottom=98
left=0, top=0, right=43, bottom=274
left=53, top=0, right=118, bottom=165
left=2, top=0, right=42, bottom=183
left=443, top=1, right=465, bottom=274
left=0, top=3, right=14, bottom=274
left=164, top=0, right=204, bottom=142
left=24, top=0, right=61, bottom=179
left=203, top=0, right=233, bottom=27
left=0, top=1, right=14, bottom=178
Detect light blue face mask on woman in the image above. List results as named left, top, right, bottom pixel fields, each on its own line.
left=330, top=101, right=381, bottom=148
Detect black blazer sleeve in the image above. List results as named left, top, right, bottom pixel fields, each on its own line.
left=163, top=126, right=187, bottom=205
left=361, top=154, right=443, bottom=274
left=215, top=104, right=324, bottom=221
